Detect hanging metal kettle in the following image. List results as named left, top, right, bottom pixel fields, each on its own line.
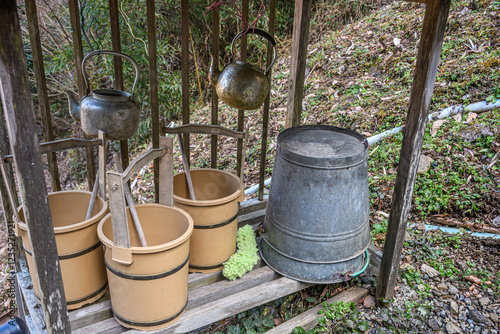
left=209, top=28, right=278, bottom=110
left=64, top=50, right=140, bottom=141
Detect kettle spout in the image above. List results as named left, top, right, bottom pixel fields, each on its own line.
left=64, top=90, right=81, bottom=121
left=208, top=54, right=220, bottom=87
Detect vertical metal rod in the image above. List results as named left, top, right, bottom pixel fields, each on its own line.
left=25, top=0, right=61, bottom=192
left=181, top=0, right=190, bottom=165
left=210, top=8, right=220, bottom=169
left=68, top=0, right=97, bottom=190
left=147, top=0, right=161, bottom=202
left=109, top=0, right=130, bottom=171
left=236, top=0, right=249, bottom=177
left=258, top=0, right=277, bottom=201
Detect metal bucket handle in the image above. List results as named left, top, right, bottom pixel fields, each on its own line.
left=231, top=28, right=278, bottom=76
left=82, top=50, right=140, bottom=98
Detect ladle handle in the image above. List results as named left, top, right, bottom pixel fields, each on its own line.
left=82, top=50, right=140, bottom=98
left=231, top=28, right=278, bottom=75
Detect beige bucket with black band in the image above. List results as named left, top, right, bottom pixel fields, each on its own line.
left=97, top=204, right=193, bottom=330
left=17, top=190, right=109, bottom=310
left=173, top=168, right=243, bottom=273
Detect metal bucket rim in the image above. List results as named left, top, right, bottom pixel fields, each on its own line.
left=277, top=125, right=368, bottom=167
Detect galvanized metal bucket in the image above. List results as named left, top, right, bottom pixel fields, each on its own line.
left=259, top=125, right=370, bottom=283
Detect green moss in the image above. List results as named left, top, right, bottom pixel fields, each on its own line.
left=222, top=225, right=259, bottom=281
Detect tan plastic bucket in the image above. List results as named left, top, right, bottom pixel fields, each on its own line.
left=17, top=190, right=109, bottom=310
left=173, top=168, right=243, bottom=273
left=97, top=204, right=193, bottom=330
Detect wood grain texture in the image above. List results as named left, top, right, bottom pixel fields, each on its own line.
left=0, top=3, right=71, bottom=331
left=107, top=172, right=131, bottom=248
left=158, top=136, right=173, bottom=207
left=376, top=0, right=451, bottom=303
left=68, top=0, right=96, bottom=189
left=162, top=124, right=245, bottom=139
left=147, top=0, right=160, bottom=202
left=25, top=0, right=60, bottom=192
left=285, top=0, right=313, bottom=128
left=98, top=131, right=107, bottom=200
left=266, top=286, right=368, bottom=333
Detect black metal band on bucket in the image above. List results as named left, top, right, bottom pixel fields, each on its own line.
left=112, top=300, right=188, bottom=328
left=193, top=210, right=238, bottom=230
left=34, top=282, right=108, bottom=305
left=23, top=241, right=102, bottom=260
left=189, top=262, right=224, bottom=270
left=104, top=254, right=189, bottom=280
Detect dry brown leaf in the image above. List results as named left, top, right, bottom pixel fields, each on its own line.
left=431, top=119, right=446, bottom=137
left=466, top=112, right=478, bottom=123
left=464, top=275, right=482, bottom=284
left=453, top=113, right=462, bottom=122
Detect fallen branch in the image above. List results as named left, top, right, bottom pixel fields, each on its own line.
left=430, top=216, right=500, bottom=235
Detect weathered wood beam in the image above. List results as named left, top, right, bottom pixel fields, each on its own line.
left=376, top=0, right=451, bottom=304
left=258, top=0, right=277, bottom=201
left=68, top=0, right=96, bottom=190
left=25, top=0, right=61, bottom=192
left=210, top=7, right=220, bottom=169
left=0, top=2, right=71, bottom=332
left=181, top=0, right=190, bottom=165
left=147, top=0, right=161, bottom=202
left=285, top=0, right=313, bottom=128
left=109, top=0, right=130, bottom=172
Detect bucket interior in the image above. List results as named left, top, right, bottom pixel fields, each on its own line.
left=18, top=191, right=105, bottom=228
left=101, top=205, right=191, bottom=247
left=173, top=169, right=240, bottom=201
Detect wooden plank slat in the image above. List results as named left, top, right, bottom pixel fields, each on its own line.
left=266, top=286, right=368, bottom=333
left=98, top=131, right=107, bottom=200
left=147, top=0, right=160, bottom=202
left=0, top=3, right=70, bottom=331
left=239, top=197, right=268, bottom=215
left=285, top=0, right=313, bottom=128
left=25, top=0, right=61, bottom=192
left=125, top=276, right=313, bottom=333
left=258, top=0, right=277, bottom=201
left=376, top=0, right=451, bottom=304
left=69, top=299, right=112, bottom=331
left=121, top=146, right=168, bottom=182
left=238, top=209, right=266, bottom=227
left=17, top=260, right=48, bottom=334
left=3, top=138, right=102, bottom=164
left=108, top=172, right=131, bottom=249
left=68, top=0, right=97, bottom=190
left=158, top=136, right=174, bottom=207
left=186, top=265, right=279, bottom=311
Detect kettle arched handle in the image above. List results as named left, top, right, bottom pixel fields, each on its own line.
left=231, top=28, right=278, bottom=76
left=82, top=50, right=139, bottom=98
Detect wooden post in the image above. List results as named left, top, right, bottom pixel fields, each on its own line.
left=181, top=0, right=190, bottom=164
left=68, top=0, right=97, bottom=190
left=147, top=0, right=160, bottom=202
left=0, top=2, right=71, bottom=332
left=258, top=0, right=277, bottom=200
left=235, top=0, right=249, bottom=176
left=210, top=7, right=220, bottom=169
left=285, top=0, right=313, bottom=128
left=109, top=0, right=130, bottom=171
left=25, top=0, right=61, bottom=192
left=376, top=0, right=451, bottom=304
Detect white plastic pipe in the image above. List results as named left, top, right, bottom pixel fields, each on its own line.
left=244, top=177, right=272, bottom=195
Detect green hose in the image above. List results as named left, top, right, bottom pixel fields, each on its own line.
left=351, top=249, right=370, bottom=277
